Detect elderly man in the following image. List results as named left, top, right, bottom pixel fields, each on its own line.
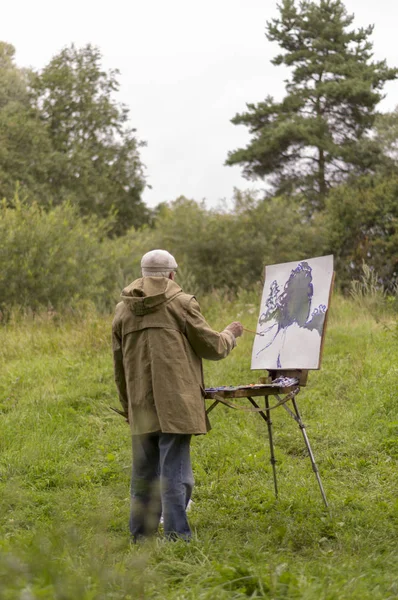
left=112, top=249, right=243, bottom=541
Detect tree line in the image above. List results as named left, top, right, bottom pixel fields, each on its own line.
left=0, top=0, right=397, bottom=313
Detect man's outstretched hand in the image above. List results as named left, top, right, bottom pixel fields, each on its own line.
left=225, top=321, right=244, bottom=338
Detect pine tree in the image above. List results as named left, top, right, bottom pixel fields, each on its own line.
left=226, top=0, right=398, bottom=211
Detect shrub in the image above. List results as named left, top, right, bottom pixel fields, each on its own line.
left=140, top=193, right=327, bottom=293
left=0, top=196, right=121, bottom=313
left=326, top=175, right=398, bottom=292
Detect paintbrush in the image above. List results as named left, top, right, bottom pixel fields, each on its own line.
left=243, top=327, right=264, bottom=336
left=109, top=406, right=128, bottom=418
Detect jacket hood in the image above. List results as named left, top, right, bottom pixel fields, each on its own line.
left=120, top=277, right=183, bottom=315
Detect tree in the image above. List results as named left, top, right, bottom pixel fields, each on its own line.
left=327, top=175, right=398, bottom=291
left=374, top=106, right=398, bottom=164
left=30, top=44, right=149, bottom=234
left=226, top=0, right=398, bottom=211
left=0, top=42, right=27, bottom=108
left=0, top=42, right=53, bottom=202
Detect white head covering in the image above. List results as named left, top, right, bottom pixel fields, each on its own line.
left=140, top=249, right=178, bottom=272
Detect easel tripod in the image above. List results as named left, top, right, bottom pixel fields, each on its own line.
left=205, top=369, right=329, bottom=508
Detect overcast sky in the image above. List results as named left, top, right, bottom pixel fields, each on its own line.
left=2, top=0, right=398, bottom=208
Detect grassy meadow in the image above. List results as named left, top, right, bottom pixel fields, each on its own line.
left=0, top=292, right=397, bottom=599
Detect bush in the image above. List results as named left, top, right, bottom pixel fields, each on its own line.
left=140, top=192, right=327, bottom=293
left=327, top=175, right=398, bottom=292
left=0, top=196, right=122, bottom=313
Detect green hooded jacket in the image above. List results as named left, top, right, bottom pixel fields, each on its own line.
left=112, top=277, right=236, bottom=434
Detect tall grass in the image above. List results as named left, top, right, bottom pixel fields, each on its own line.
left=0, top=293, right=397, bottom=599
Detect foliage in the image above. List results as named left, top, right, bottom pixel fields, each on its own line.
left=226, top=0, right=398, bottom=211
left=0, top=42, right=148, bottom=234
left=326, top=174, right=398, bottom=291
left=0, top=43, right=54, bottom=203
left=145, top=192, right=327, bottom=292
left=0, top=191, right=327, bottom=312
left=1, top=180, right=397, bottom=314
left=0, top=296, right=398, bottom=598
left=374, top=104, right=398, bottom=164
left=0, top=195, right=123, bottom=314
left=349, top=262, right=388, bottom=315
left=0, top=42, right=27, bottom=108
left=29, top=43, right=148, bottom=235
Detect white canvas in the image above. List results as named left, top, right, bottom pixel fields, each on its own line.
left=251, top=255, right=334, bottom=370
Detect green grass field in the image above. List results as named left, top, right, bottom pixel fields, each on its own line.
left=1, top=294, right=397, bottom=599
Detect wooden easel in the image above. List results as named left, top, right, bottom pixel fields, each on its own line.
left=205, top=369, right=328, bottom=508
left=204, top=265, right=335, bottom=507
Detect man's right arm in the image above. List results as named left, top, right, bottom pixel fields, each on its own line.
left=185, top=297, right=243, bottom=360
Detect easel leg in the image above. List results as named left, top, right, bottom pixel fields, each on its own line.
left=291, top=398, right=328, bottom=508
left=206, top=400, right=220, bottom=415
left=265, top=397, right=278, bottom=499
left=247, top=396, right=278, bottom=498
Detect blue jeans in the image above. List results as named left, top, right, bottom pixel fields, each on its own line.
left=130, top=432, right=194, bottom=540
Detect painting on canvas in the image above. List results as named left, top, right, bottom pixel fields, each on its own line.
left=251, top=255, right=334, bottom=370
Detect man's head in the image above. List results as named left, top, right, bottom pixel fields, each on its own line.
left=141, top=249, right=178, bottom=279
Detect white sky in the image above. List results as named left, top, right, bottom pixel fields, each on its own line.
left=2, top=0, right=398, bottom=208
